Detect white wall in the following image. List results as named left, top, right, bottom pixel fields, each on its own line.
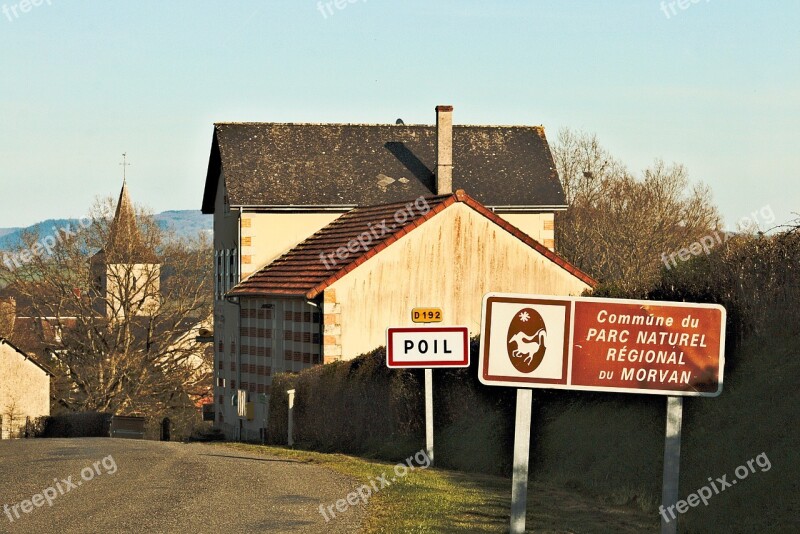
left=329, top=203, right=591, bottom=359
left=0, top=341, right=50, bottom=439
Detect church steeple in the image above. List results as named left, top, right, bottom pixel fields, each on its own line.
left=90, top=159, right=161, bottom=319
left=105, top=160, right=158, bottom=264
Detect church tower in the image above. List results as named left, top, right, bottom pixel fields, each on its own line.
left=91, top=177, right=161, bottom=319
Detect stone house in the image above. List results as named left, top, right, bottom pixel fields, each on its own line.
left=0, top=338, right=51, bottom=439
left=202, top=106, right=595, bottom=440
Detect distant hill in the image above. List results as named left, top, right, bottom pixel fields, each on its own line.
left=155, top=210, right=213, bottom=240
left=0, top=219, right=81, bottom=250
left=0, top=211, right=211, bottom=250
left=0, top=228, right=19, bottom=239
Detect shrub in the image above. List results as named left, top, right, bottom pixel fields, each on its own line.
left=266, top=341, right=519, bottom=473
left=33, top=412, right=113, bottom=438
left=291, top=347, right=424, bottom=457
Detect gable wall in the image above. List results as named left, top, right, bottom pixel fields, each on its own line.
left=241, top=212, right=341, bottom=279
left=0, top=342, right=50, bottom=438
left=329, top=203, right=590, bottom=359
left=497, top=212, right=555, bottom=250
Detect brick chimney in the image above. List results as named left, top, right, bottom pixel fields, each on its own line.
left=435, top=105, right=453, bottom=194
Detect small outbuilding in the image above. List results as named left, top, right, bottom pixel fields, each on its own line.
left=0, top=338, right=51, bottom=439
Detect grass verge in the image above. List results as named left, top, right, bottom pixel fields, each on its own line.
left=215, top=442, right=657, bottom=533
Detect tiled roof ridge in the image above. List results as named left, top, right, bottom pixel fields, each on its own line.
left=215, top=122, right=545, bottom=130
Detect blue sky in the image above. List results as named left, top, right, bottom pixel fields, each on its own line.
left=0, top=1, right=797, bottom=229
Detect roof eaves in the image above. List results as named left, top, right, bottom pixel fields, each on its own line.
left=201, top=129, right=222, bottom=214
left=226, top=291, right=308, bottom=299
left=232, top=205, right=356, bottom=212
left=489, top=205, right=569, bottom=212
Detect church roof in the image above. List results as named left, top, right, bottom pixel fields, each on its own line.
left=101, top=181, right=158, bottom=264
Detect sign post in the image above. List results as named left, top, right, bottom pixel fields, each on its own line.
left=661, top=396, right=683, bottom=534
left=387, top=324, right=470, bottom=468
left=479, top=293, right=726, bottom=533
left=510, top=388, right=532, bottom=534
left=287, top=389, right=296, bottom=447
left=425, top=368, right=434, bottom=463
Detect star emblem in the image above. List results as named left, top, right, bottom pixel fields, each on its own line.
left=519, top=311, right=530, bottom=322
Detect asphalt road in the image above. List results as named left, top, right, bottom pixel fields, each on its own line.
left=0, top=438, right=366, bottom=533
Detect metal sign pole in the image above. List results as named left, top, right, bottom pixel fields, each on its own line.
left=287, top=389, right=296, bottom=447
left=661, top=396, right=683, bottom=534
left=425, top=368, right=434, bottom=465
left=510, top=388, right=533, bottom=534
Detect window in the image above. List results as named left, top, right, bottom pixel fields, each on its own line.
left=214, top=250, right=224, bottom=300
left=223, top=249, right=229, bottom=296
left=215, top=248, right=240, bottom=300
left=229, top=247, right=238, bottom=290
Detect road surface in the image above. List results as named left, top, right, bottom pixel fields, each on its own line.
left=0, top=438, right=365, bottom=533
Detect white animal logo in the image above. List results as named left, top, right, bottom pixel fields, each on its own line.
left=508, top=329, right=547, bottom=365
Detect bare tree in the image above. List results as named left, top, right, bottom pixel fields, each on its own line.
left=0, top=297, right=14, bottom=338
left=3, top=394, right=24, bottom=439
left=552, top=129, right=721, bottom=295
left=0, top=196, right=213, bottom=423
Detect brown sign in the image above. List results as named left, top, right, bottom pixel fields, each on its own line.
left=479, top=293, right=725, bottom=397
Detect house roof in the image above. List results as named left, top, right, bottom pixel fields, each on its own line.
left=0, top=337, right=53, bottom=376
left=228, top=190, right=596, bottom=300
left=201, top=122, right=567, bottom=214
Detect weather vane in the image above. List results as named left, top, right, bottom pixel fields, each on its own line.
left=120, top=152, right=131, bottom=182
